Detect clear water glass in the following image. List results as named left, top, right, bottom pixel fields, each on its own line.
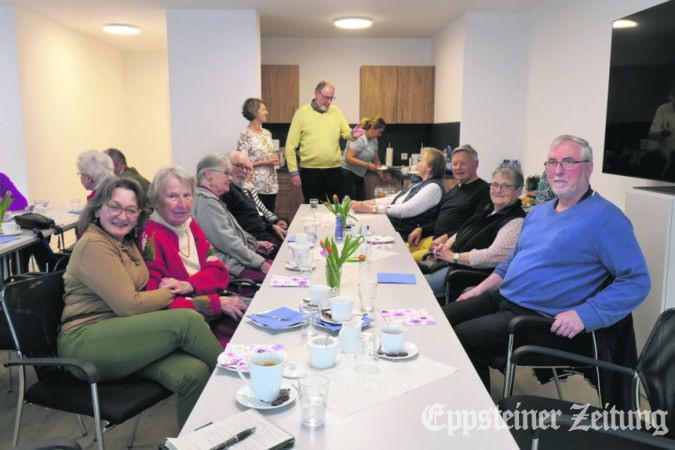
left=358, top=278, right=377, bottom=313
left=354, top=332, right=379, bottom=374
left=299, top=375, right=329, bottom=428
left=309, top=198, right=319, bottom=219
left=304, top=223, right=318, bottom=244
left=300, top=303, right=317, bottom=338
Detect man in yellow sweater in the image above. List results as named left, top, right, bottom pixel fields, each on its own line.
left=285, top=80, right=363, bottom=202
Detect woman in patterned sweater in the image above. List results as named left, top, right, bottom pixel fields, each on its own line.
left=140, top=166, right=247, bottom=347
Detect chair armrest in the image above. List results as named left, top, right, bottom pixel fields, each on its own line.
left=532, top=413, right=675, bottom=449
left=444, top=267, right=490, bottom=285
left=4, top=357, right=100, bottom=382
left=507, top=315, right=554, bottom=334
left=226, top=278, right=261, bottom=295
left=511, top=345, right=636, bottom=378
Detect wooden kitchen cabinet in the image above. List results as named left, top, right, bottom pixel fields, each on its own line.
left=261, top=65, right=299, bottom=123
left=360, top=66, right=434, bottom=124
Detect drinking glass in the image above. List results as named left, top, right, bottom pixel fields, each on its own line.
left=299, top=375, right=329, bottom=428
left=354, top=332, right=379, bottom=374
left=304, top=223, right=317, bottom=244
left=309, top=198, right=319, bottom=219
left=299, top=302, right=317, bottom=338
left=358, top=278, right=377, bottom=313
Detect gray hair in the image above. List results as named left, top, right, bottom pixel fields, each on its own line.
left=492, top=166, right=524, bottom=189
left=550, top=135, right=593, bottom=162
left=77, top=150, right=115, bottom=188
left=196, top=154, right=229, bottom=184
left=315, top=80, right=334, bottom=93
left=148, top=166, right=195, bottom=207
left=451, top=144, right=479, bottom=162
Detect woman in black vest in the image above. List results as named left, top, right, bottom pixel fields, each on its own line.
left=350, top=147, right=446, bottom=237
left=423, top=166, right=526, bottom=300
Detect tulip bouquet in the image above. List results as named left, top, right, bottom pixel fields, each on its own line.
left=320, top=234, right=364, bottom=293
left=0, top=191, right=14, bottom=223
left=324, top=194, right=356, bottom=228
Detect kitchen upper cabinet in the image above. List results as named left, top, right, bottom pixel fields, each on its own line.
left=261, top=65, right=299, bottom=123
left=360, top=66, right=435, bottom=124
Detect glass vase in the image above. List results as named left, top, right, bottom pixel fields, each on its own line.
left=325, top=264, right=342, bottom=297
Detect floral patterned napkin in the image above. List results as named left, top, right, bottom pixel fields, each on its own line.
left=269, top=274, right=310, bottom=287
left=217, top=343, right=286, bottom=371
left=380, top=308, right=437, bottom=326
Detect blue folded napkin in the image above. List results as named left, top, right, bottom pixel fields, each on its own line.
left=377, top=272, right=416, bottom=284
left=0, top=235, right=21, bottom=244
left=248, top=307, right=305, bottom=330
left=314, top=315, right=374, bottom=332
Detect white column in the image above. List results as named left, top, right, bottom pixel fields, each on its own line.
left=167, top=9, right=261, bottom=173
left=0, top=6, right=28, bottom=196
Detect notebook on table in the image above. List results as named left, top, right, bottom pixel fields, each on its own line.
left=164, top=409, right=294, bottom=450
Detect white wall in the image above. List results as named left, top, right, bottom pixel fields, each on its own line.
left=0, top=6, right=28, bottom=197
left=122, top=51, right=172, bottom=179
left=432, top=15, right=465, bottom=124
left=16, top=9, right=126, bottom=206
left=167, top=10, right=261, bottom=173
left=521, top=0, right=668, bottom=209
left=262, top=38, right=433, bottom=123
left=460, top=13, right=529, bottom=178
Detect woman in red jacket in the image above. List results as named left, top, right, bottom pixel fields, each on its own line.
left=140, top=166, right=247, bottom=346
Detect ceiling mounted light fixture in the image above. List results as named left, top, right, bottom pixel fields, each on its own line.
left=102, top=23, right=141, bottom=35
left=334, top=17, right=373, bottom=30
left=612, top=19, right=638, bottom=29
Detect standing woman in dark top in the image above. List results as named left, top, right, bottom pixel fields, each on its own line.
left=341, top=116, right=387, bottom=200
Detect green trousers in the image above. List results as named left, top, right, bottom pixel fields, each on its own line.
left=58, top=309, right=222, bottom=427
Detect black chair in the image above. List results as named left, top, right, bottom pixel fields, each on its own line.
left=498, top=308, right=675, bottom=449
left=14, top=438, right=82, bottom=450
left=1, top=270, right=172, bottom=450
left=444, top=266, right=491, bottom=305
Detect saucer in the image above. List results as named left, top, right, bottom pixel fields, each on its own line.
left=0, top=230, right=22, bottom=236
left=318, top=309, right=361, bottom=325
left=377, top=342, right=419, bottom=361
left=378, top=165, right=388, bottom=171
left=285, top=260, right=316, bottom=272
left=235, top=381, right=297, bottom=410
left=365, top=235, right=395, bottom=244
left=217, top=349, right=288, bottom=373
left=301, top=298, right=330, bottom=311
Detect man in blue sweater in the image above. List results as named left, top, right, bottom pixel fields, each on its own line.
left=443, top=135, right=650, bottom=389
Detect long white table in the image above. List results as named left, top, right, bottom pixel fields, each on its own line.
left=0, top=207, right=79, bottom=283
left=182, top=205, right=518, bottom=448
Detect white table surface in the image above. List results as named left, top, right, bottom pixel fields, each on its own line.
left=181, top=205, right=518, bottom=449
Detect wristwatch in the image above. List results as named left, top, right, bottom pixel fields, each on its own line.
left=452, top=253, right=460, bottom=264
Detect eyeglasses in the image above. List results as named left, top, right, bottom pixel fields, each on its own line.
left=544, top=158, right=590, bottom=170
left=233, top=163, right=252, bottom=172
left=104, top=201, right=141, bottom=218
left=318, top=92, right=336, bottom=101
left=490, top=183, right=516, bottom=191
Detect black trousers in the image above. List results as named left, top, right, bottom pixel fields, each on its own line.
left=341, top=169, right=366, bottom=200
left=299, top=167, right=345, bottom=203
left=443, top=291, right=543, bottom=389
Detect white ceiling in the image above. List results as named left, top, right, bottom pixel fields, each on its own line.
left=1, top=0, right=540, bottom=52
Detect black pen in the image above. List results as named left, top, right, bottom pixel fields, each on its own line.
left=209, top=427, right=256, bottom=450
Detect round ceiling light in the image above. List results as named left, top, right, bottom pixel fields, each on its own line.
left=334, top=17, right=373, bottom=30
left=102, top=24, right=141, bottom=35
left=612, top=19, right=637, bottom=29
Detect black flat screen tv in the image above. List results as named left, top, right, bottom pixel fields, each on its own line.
left=602, top=0, right=675, bottom=182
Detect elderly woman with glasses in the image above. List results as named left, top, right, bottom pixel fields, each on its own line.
left=423, top=166, right=526, bottom=301
left=192, top=155, right=272, bottom=285
left=59, top=177, right=222, bottom=427
left=140, top=167, right=248, bottom=347
left=76, top=149, right=115, bottom=201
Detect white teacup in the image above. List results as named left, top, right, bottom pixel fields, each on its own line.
left=307, top=335, right=339, bottom=369
left=330, top=296, right=353, bottom=322
left=289, top=242, right=313, bottom=271
left=236, top=352, right=285, bottom=402
left=1, top=221, right=20, bottom=235
left=380, top=324, right=407, bottom=354
left=309, top=284, right=331, bottom=309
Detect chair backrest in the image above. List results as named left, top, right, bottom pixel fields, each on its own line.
left=637, top=308, right=675, bottom=438
left=0, top=271, right=65, bottom=359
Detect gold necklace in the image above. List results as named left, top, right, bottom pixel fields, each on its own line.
left=178, top=228, right=191, bottom=258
